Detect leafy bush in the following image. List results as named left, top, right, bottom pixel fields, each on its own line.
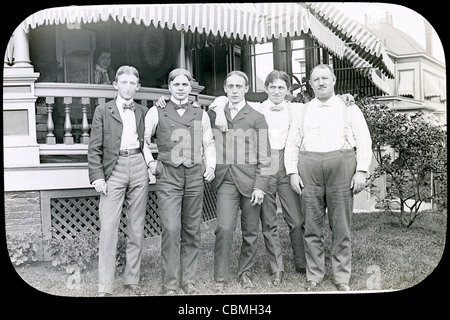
left=45, top=228, right=127, bottom=272
left=7, top=232, right=40, bottom=266
left=45, top=228, right=99, bottom=272
left=359, top=97, right=447, bottom=229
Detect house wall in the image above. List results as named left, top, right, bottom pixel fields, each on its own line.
left=4, top=191, right=45, bottom=260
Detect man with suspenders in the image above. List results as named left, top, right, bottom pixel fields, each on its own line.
left=285, top=64, right=372, bottom=291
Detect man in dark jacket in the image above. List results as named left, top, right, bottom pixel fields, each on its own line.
left=88, top=65, right=149, bottom=297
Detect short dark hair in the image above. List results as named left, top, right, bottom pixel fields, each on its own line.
left=168, top=68, right=194, bottom=84
left=93, top=47, right=111, bottom=64
left=224, top=70, right=249, bottom=86
left=264, top=70, right=291, bottom=90
left=115, top=66, right=140, bottom=82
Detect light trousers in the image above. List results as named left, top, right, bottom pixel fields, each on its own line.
left=98, top=153, right=149, bottom=294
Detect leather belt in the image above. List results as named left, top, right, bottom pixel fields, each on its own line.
left=118, top=148, right=141, bottom=156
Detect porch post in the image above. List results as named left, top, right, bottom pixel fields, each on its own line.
left=3, top=25, right=40, bottom=167
left=177, top=31, right=186, bottom=69
left=11, top=25, right=32, bottom=68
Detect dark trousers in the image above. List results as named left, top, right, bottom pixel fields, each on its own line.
left=156, top=162, right=204, bottom=290
left=261, top=149, right=306, bottom=274
left=214, top=170, right=261, bottom=282
left=98, top=153, right=149, bottom=294
left=298, top=149, right=356, bottom=284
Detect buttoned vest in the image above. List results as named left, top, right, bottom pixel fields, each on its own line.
left=156, top=101, right=203, bottom=167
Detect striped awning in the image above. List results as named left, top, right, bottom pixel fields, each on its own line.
left=306, top=2, right=395, bottom=79
left=256, top=3, right=345, bottom=57
left=20, top=3, right=346, bottom=58
left=423, top=72, right=445, bottom=99
left=21, top=4, right=266, bottom=43
left=344, top=47, right=390, bottom=94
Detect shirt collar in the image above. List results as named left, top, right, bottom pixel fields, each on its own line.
left=313, top=94, right=337, bottom=107
left=171, top=96, right=189, bottom=106
left=228, top=99, right=246, bottom=111
left=116, top=95, right=134, bottom=111
left=262, top=99, right=288, bottom=109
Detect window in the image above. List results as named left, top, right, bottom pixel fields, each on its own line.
left=249, top=42, right=274, bottom=92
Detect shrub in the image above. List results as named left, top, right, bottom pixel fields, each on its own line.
left=45, top=228, right=99, bottom=272
left=7, top=232, right=40, bottom=266
left=45, top=228, right=127, bottom=272
left=359, top=97, right=447, bottom=229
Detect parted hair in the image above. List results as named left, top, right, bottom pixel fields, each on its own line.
left=115, top=65, right=140, bottom=82
left=264, top=70, right=291, bottom=90
left=224, top=70, right=249, bottom=86
left=168, top=68, right=194, bottom=84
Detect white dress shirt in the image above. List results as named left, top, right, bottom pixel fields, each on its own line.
left=143, top=98, right=216, bottom=170
left=229, top=99, right=247, bottom=119
left=285, top=95, right=372, bottom=174
left=116, top=95, right=140, bottom=150
left=251, top=100, right=293, bottom=151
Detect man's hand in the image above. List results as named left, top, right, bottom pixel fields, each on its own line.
left=148, top=160, right=157, bottom=175
left=92, top=179, right=107, bottom=195
left=210, top=96, right=229, bottom=132
left=203, top=167, right=215, bottom=183
left=350, top=171, right=367, bottom=194
left=156, top=96, right=169, bottom=108
left=250, top=189, right=265, bottom=206
left=290, top=173, right=304, bottom=195
left=338, top=93, right=355, bottom=106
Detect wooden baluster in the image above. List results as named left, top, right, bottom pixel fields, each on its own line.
left=81, top=97, right=90, bottom=144
left=45, top=96, right=56, bottom=145
left=63, top=96, right=74, bottom=144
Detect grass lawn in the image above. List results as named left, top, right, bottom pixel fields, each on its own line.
left=11, top=210, right=447, bottom=297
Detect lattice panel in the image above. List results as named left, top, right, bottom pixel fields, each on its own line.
left=50, top=185, right=217, bottom=240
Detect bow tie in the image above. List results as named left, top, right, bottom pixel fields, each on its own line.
left=174, top=103, right=188, bottom=110
left=123, top=102, right=136, bottom=111
left=269, top=105, right=283, bottom=111
left=228, top=105, right=238, bottom=112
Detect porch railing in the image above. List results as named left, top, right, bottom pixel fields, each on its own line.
left=34, top=82, right=215, bottom=156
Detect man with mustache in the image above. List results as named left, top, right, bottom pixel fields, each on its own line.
left=285, top=64, right=372, bottom=291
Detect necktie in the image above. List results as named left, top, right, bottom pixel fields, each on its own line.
left=228, top=104, right=238, bottom=112
left=123, top=102, right=136, bottom=111
left=269, top=105, right=283, bottom=111
left=174, top=103, right=188, bottom=110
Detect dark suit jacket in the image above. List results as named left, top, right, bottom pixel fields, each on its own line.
left=208, top=103, right=271, bottom=197
left=88, top=99, right=147, bottom=183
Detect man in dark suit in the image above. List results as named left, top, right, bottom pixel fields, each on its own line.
left=208, top=71, right=271, bottom=293
left=88, top=66, right=149, bottom=297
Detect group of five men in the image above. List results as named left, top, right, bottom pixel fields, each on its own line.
left=88, top=63, right=372, bottom=296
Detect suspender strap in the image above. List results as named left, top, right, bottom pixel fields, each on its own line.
left=341, top=102, right=353, bottom=150
left=298, top=102, right=309, bottom=151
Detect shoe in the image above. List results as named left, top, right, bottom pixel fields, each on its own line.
left=124, top=284, right=146, bottom=296
left=239, top=274, right=254, bottom=289
left=163, top=289, right=178, bottom=296
left=98, top=292, right=112, bottom=297
left=336, top=283, right=351, bottom=291
left=214, top=281, right=225, bottom=294
left=271, top=271, right=284, bottom=286
left=295, top=267, right=306, bottom=275
left=182, top=283, right=198, bottom=294
left=305, top=280, right=319, bottom=291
